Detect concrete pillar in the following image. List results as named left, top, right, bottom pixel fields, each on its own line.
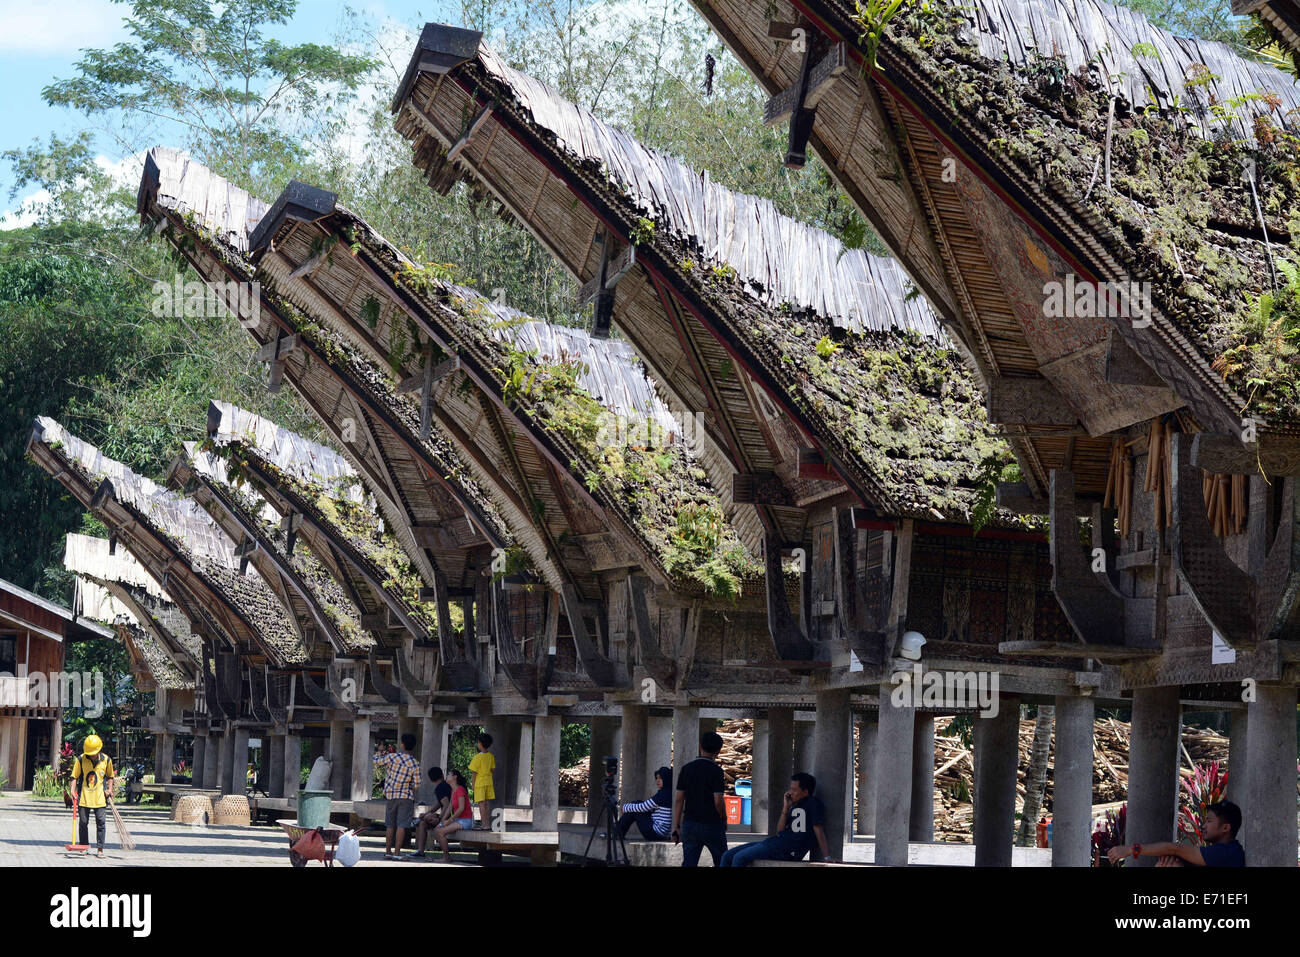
left=50, top=717, right=62, bottom=773
left=1228, top=708, right=1249, bottom=812
left=154, top=733, right=174, bottom=785
left=230, top=727, right=250, bottom=795
left=620, top=703, right=648, bottom=802
left=646, top=715, right=672, bottom=786
left=793, top=719, right=816, bottom=773
left=765, top=707, right=795, bottom=834
left=857, top=716, right=878, bottom=835
left=267, top=736, right=285, bottom=799
left=532, top=716, right=561, bottom=831
left=350, top=716, right=372, bottom=802
left=328, top=720, right=348, bottom=800
left=973, top=697, right=1019, bottom=867
left=398, top=715, right=418, bottom=745
left=813, top=688, right=852, bottom=859
left=588, top=716, right=618, bottom=823
left=1243, top=684, right=1297, bottom=866
left=910, top=714, right=934, bottom=842
left=515, top=721, right=534, bottom=805
left=1126, top=686, right=1181, bottom=866
left=750, top=719, right=769, bottom=834
left=283, top=733, right=300, bottom=800
left=191, top=732, right=208, bottom=788
left=671, top=706, right=700, bottom=780
left=417, top=716, right=448, bottom=804
left=1052, top=694, right=1095, bottom=867
left=874, top=687, right=914, bottom=865
left=216, top=731, right=234, bottom=795
left=202, top=731, right=220, bottom=790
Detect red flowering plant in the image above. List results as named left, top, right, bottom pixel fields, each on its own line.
left=1091, top=804, right=1126, bottom=866
left=1177, top=762, right=1229, bottom=844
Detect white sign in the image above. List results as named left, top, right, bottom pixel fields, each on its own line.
left=848, top=650, right=863, bottom=673
left=1211, top=630, right=1237, bottom=665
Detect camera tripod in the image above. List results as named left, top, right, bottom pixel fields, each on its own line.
left=583, top=770, right=629, bottom=866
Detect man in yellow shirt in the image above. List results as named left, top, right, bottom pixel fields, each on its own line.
left=70, top=734, right=114, bottom=857
left=467, top=732, right=496, bottom=829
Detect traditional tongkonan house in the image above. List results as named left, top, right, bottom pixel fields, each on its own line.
left=389, top=25, right=1098, bottom=863
left=688, top=0, right=1300, bottom=863
left=1233, top=0, right=1300, bottom=57
left=63, top=532, right=200, bottom=785
left=0, top=577, right=111, bottom=792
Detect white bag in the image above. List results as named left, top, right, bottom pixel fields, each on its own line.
left=335, top=830, right=361, bottom=867
left=304, top=757, right=333, bottom=792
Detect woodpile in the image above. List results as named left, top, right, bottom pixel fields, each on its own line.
left=555, top=717, right=1231, bottom=842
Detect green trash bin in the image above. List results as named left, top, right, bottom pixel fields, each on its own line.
left=298, top=789, right=332, bottom=829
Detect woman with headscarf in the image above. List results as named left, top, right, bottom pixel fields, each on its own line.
left=615, top=766, right=673, bottom=840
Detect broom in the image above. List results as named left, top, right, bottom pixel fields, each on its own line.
left=108, top=795, right=135, bottom=851
left=65, top=793, right=89, bottom=852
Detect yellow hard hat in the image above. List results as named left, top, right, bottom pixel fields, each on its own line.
left=83, top=734, right=103, bottom=756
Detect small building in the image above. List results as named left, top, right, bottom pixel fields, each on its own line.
left=0, top=578, right=113, bottom=791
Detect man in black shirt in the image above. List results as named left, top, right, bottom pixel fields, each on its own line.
left=720, top=772, right=833, bottom=866
left=412, top=766, right=454, bottom=859
left=1108, top=800, right=1245, bottom=867
left=672, top=731, right=727, bottom=866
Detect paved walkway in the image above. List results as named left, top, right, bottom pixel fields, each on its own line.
left=0, top=792, right=465, bottom=867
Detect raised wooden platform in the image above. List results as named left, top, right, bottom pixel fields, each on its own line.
left=452, top=829, right=559, bottom=866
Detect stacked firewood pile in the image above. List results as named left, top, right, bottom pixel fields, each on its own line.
left=557, top=717, right=1232, bottom=840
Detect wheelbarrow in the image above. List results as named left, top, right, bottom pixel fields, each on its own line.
left=277, top=819, right=350, bottom=867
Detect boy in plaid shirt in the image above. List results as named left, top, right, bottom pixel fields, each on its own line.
left=375, top=733, right=421, bottom=860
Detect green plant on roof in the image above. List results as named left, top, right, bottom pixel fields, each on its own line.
left=1215, top=258, right=1300, bottom=415
left=815, top=336, right=839, bottom=360
left=853, top=0, right=912, bottom=74
left=630, top=217, right=656, bottom=246
left=1130, top=41, right=1159, bottom=60
left=360, top=295, right=381, bottom=330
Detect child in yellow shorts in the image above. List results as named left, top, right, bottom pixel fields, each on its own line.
left=467, top=732, right=495, bottom=829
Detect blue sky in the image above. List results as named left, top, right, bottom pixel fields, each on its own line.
left=0, top=0, right=459, bottom=218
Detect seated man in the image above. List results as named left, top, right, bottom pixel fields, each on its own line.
left=720, top=772, right=833, bottom=866
left=1107, top=800, right=1244, bottom=867
left=412, top=767, right=453, bottom=860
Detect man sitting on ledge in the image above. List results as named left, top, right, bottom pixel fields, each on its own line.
left=1107, top=800, right=1245, bottom=867
left=719, top=772, right=834, bottom=866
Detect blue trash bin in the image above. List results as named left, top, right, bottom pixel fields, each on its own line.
left=734, top=778, right=752, bottom=826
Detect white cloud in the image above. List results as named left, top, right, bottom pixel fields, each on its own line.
left=0, top=0, right=129, bottom=56
left=0, top=150, right=146, bottom=229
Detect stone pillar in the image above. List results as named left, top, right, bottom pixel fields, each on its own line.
left=398, top=714, right=418, bottom=746
left=587, top=716, right=618, bottom=823
left=1243, top=684, right=1298, bottom=866
left=646, top=714, right=672, bottom=786
left=1052, top=694, right=1095, bottom=867
left=1228, top=708, right=1249, bottom=813
left=328, top=720, right=349, bottom=800
left=417, top=716, right=449, bottom=804
left=228, top=728, right=249, bottom=795
left=267, top=736, right=285, bottom=799
left=191, top=732, right=208, bottom=789
left=813, top=688, right=852, bottom=859
left=765, top=707, right=795, bottom=834
left=1126, top=686, right=1181, bottom=866
left=350, top=715, right=372, bottom=803
left=282, top=732, right=301, bottom=800
left=856, top=716, right=878, bottom=835
left=973, top=696, right=1019, bottom=867
left=620, top=703, right=648, bottom=802
left=750, top=719, right=770, bottom=834
left=532, top=716, right=562, bottom=831
left=874, top=687, right=914, bottom=866
left=216, top=731, right=234, bottom=795
left=793, top=719, right=817, bottom=773
left=671, top=706, right=700, bottom=780
left=515, top=721, right=534, bottom=805
left=154, top=733, right=175, bottom=785
left=910, top=714, right=935, bottom=842
left=499, top=718, right=521, bottom=802
left=50, top=717, right=63, bottom=773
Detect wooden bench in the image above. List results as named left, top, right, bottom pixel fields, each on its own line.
left=453, top=829, right=559, bottom=867
left=751, top=859, right=867, bottom=867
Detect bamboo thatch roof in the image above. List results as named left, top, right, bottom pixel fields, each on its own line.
left=28, top=417, right=308, bottom=666
left=391, top=25, right=1023, bottom=534
left=692, top=0, right=1300, bottom=498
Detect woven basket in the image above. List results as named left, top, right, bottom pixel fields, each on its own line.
left=212, top=794, right=251, bottom=827
left=173, top=794, right=214, bottom=826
